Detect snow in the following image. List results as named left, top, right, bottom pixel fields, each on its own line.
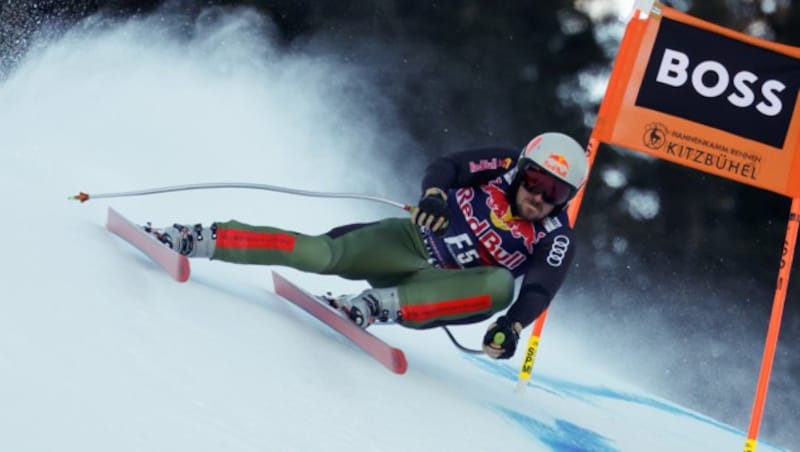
left=0, top=8, right=789, bottom=452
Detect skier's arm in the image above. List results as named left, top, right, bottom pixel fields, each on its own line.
left=413, top=147, right=518, bottom=232
left=419, top=147, right=519, bottom=193
left=506, top=229, right=576, bottom=328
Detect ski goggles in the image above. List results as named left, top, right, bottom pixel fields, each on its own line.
left=520, top=164, right=574, bottom=205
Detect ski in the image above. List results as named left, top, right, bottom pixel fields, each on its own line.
left=272, top=272, right=408, bottom=375
left=106, top=207, right=191, bottom=282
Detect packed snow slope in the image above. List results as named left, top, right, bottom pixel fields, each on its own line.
left=0, top=7, right=789, bottom=452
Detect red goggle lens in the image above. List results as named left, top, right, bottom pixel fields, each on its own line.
left=520, top=166, right=573, bottom=205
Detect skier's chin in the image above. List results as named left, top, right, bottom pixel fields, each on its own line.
left=519, top=202, right=546, bottom=221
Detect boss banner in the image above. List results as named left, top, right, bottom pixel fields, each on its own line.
left=595, top=3, right=800, bottom=197
left=584, top=3, right=800, bottom=450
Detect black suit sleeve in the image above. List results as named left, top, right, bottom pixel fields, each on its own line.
left=506, top=227, right=576, bottom=327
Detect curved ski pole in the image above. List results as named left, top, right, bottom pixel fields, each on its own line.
left=70, top=182, right=411, bottom=211
left=441, top=326, right=484, bottom=355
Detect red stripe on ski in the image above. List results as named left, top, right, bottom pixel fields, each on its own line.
left=401, top=294, right=492, bottom=323
left=216, top=229, right=296, bottom=251
left=272, top=272, right=407, bottom=375
left=106, top=208, right=190, bottom=282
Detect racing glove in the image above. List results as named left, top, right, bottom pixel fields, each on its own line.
left=482, top=316, right=522, bottom=360
left=410, top=187, right=449, bottom=233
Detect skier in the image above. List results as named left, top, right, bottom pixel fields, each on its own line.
left=147, top=132, right=588, bottom=359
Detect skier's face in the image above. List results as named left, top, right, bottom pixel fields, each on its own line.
left=515, top=183, right=556, bottom=221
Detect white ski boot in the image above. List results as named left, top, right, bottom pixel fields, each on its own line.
left=144, top=223, right=217, bottom=258
left=324, top=287, right=401, bottom=329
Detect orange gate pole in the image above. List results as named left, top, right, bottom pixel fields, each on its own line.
left=515, top=136, right=600, bottom=393
left=513, top=7, right=649, bottom=392
left=744, top=198, right=800, bottom=451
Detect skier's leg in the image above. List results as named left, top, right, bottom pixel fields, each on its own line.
left=337, top=265, right=514, bottom=329
left=390, top=266, right=515, bottom=329
left=211, top=219, right=515, bottom=329
left=151, top=218, right=513, bottom=329
left=164, top=218, right=431, bottom=278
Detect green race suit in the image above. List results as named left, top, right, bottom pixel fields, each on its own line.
left=212, top=218, right=515, bottom=329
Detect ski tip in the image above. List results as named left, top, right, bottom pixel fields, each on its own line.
left=273, top=271, right=410, bottom=375
left=391, top=349, right=408, bottom=375
left=176, top=257, right=191, bottom=282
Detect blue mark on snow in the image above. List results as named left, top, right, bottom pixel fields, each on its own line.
left=467, top=354, right=728, bottom=426
left=495, top=406, right=618, bottom=452
left=467, top=355, right=786, bottom=451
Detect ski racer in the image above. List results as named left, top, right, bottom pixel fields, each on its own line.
left=147, top=132, right=589, bottom=359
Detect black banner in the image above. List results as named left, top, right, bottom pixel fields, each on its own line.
left=636, top=17, right=800, bottom=149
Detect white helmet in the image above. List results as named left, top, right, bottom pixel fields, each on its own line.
left=517, top=132, right=588, bottom=201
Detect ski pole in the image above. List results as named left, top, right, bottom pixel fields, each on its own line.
left=69, top=182, right=412, bottom=211
left=441, top=326, right=483, bottom=354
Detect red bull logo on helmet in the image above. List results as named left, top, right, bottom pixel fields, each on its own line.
left=543, top=153, right=570, bottom=179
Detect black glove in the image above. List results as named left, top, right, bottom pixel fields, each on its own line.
left=482, top=316, right=521, bottom=360
left=410, top=188, right=449, bottom=233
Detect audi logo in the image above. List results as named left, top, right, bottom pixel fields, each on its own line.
left=546, top=235, right=570, bottom=267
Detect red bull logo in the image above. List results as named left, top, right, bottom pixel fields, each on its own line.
left=468, top=157, right=515, bottom=173
left=507, top=218, right=538, bottom=254
left=482, top=184, right=513, bottom=230
left=455, top=187, right=527, bottom=270
left=480, top=184, right=538, bottom=254
left=543, top=153, right=570, bottom=178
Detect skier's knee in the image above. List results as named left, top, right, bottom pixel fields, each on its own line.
left=483, top=268, right=515, bottom=312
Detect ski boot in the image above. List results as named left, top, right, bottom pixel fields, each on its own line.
left=144, top=222, right=217, bottom=258
left=322, top=288, right=402, bottom=329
